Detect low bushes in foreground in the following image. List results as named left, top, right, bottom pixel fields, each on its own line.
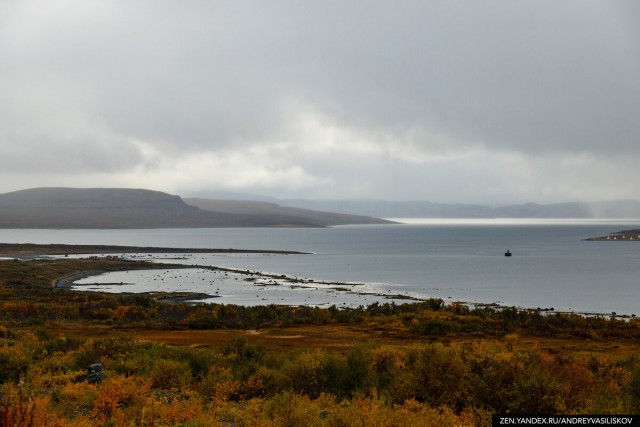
left=1, top=330, right=640, bottom=425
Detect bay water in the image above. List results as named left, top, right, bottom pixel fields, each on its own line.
left=1, top=219, right=639, bottom=315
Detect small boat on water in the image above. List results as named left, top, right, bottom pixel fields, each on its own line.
left=504, top=250, right=512, bottom=257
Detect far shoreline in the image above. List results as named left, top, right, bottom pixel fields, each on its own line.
left=0, top=242, right=310, bottom=257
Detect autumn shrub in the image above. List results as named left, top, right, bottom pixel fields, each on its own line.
left=365, top=346, right=404, bottom=394
left=152, top=389, right=206, bottom=425
left=506, top=351, right=567, bottom=413
left=463, top=341, right=523, bottom=412
left=626, top=368, right=640, bottom=414
left=214, top=393, right=484, bottom=427
left=72, top=343, right=102, bottom=372
left=43, top=334, right=86, bottom=354
left=171, top=345, right=220, bottom=379
left=264, top=391, right=328, bottom=427
left=111, top=346, right=159, bottom=377
left=342, top=343, right=370, bottom=395
left=27, top=360, right=84, bottom=391
left=281, top=351, right=326, bottom=398
left=316, top=354, right=352, bottom=400
left=214, top=398, right=273, bottom=427
left=0, top=348, right=30, bottom=384
left=198, top=365, right=234, bottom=397
left=554, top=359, right=594, bottom=410
left=240, top=374, right=267, bottom=400
left=221, top=337, right=265, bottom=380
left=579, top=355, right=628, bottom=413
left=34, top=328, right=52, bottom=341
left=186, top=306, right=219, bottom=329
left=250, top=364, right=288, bottom=397
left=405, top=310, right=464, bottom=336
left=150, top=358, right=193, bottom=390
left=50, top=381, right=97, bottom=420
left=0, top=383, right=66, bottom=427
left=393, top=343, right=469, bottom=409
left=91, top=375, right=151, bottom=425
left=73, top=335, right=137, bottom=371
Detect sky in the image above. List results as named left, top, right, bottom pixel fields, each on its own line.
left=1, top=0, right=639, bottom=204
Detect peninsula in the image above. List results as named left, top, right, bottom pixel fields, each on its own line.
left=585, top=229, right=640, bottom=241
left=0, top=243, right=308, bottom=257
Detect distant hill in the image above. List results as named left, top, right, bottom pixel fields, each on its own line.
left=183, top=198, right=391, bottom=226
left=3, top=187, right=637, bottom=229
left=0, top=188, right=392, bottom=229
left=274, top=199, right=640, bottom=219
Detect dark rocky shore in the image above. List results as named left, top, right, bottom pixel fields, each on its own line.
left=585, top=229, right=640, bottom=241
left=0, top=243, right=308, bottom=257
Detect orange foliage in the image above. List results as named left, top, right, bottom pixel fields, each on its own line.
left=91, top=375, right=151, bottom=426
left=0, top=384, right=66, bottom=427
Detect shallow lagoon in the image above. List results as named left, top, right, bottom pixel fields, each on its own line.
left=71, top=258, right=417, bottom=307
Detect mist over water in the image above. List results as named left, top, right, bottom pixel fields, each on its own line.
left=2, top=220, right=639, bottom=314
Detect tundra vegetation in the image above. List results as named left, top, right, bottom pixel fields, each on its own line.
left=1, top=253, right=640, bottom=426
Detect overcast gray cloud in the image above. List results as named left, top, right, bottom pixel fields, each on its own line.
left=1, top=0, right=639, bottom=203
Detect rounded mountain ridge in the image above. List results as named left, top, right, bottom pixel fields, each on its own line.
left=0, top=187, right=182, bottom=207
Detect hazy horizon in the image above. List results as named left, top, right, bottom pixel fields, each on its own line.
left=2, top=1, right=638, bottom=205
left=4, top=185, right=640, bottom=207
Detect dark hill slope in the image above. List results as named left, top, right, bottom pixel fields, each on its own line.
left=0, top=188, right=392, bottom=228
left=184, top=198, right=393, bottom=226
left=0, top=188, right=319, bottom=228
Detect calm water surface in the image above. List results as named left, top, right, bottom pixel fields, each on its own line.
left=1, top=220, right=639, bottom=314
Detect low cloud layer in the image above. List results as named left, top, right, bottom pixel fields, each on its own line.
left=1, top=1, right=638, bottom=203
